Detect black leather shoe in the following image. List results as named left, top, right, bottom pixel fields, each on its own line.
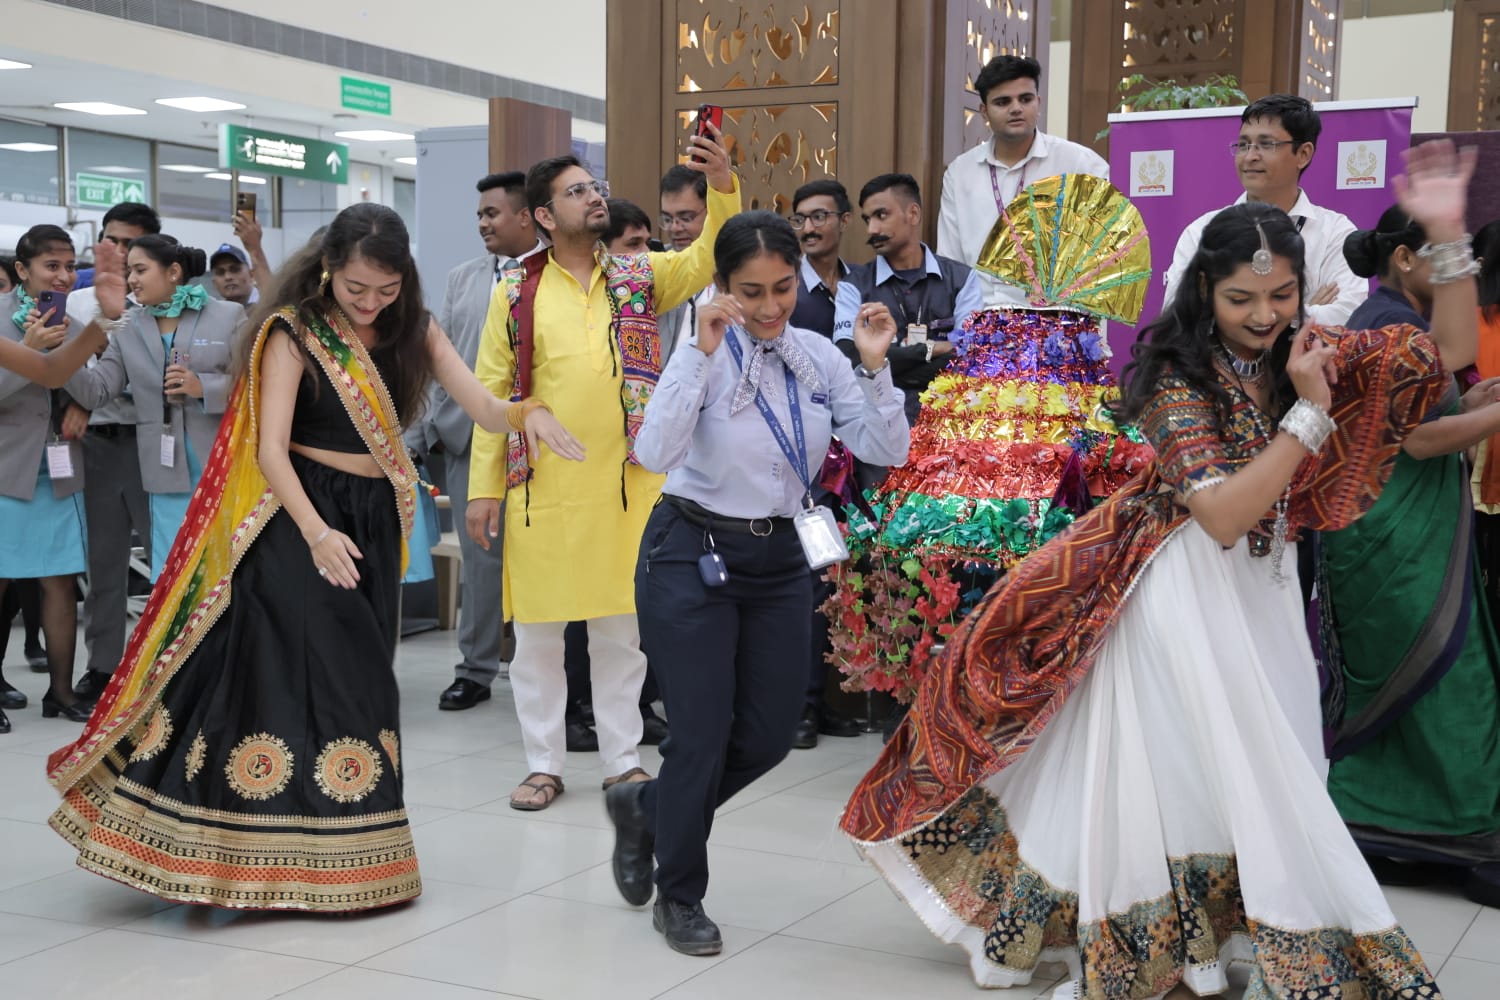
left=0, top=678, right=26, bottom=711
left=42, top=692, right=91, bottom=722
left=604, top=780, right=655, bottom=906
left=566, top=719, right=600, bottom=752
left=26, top=643, right=47, bottom=672
left=652, top=896, right=722, bottom=956
left=639, top=709, right=669, bottom=746
left=793, top=705, right=818, bottom=750
left=438, top=678, right=491, bottom=711
left=0, top=707, right=10, bottom=734
left=73, top=670, right=111, bottom=701
left=818, top=710, right=861, bottom=738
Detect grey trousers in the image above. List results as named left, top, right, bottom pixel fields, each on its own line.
left=81, top=428, right=151, bottom=675
left=434, top=447, right=508, bottom=686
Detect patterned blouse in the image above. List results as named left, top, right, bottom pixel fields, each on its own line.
left=1138, top=324, right=1447, bottom=556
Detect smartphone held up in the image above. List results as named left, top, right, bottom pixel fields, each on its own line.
left=37, top=290, right=69, bottom=327
left=690, top=103, right=724, bottom=163
left=235, top=191, right=257, bottom=222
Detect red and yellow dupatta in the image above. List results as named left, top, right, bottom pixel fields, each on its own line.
left=47, top=306, right=419, bottom=792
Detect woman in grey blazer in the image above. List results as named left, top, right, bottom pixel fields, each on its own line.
left=67, top=236, right=244, bottom=581
left=0, top=226, right=103, bottom=725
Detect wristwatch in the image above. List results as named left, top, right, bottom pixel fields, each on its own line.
left=856, top=360, right=889, bottom=379
left=923, top=341, right=935, bottom=363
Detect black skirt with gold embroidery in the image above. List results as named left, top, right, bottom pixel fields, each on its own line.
left=51, top=455, right=420, bottom=911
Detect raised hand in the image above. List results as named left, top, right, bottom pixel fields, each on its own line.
left=22, top=310, right=67, bottom=351
left=851, top=302, right=897, bottom=371
left=1393, top=140, right=1476, bottom=243
left=693, top=295, right=744, bottom=356
left=1286, top=329, right=1337, bottom=410
left=685, top=119, right=735, bottom=195
left=92, top=241, right=128, bottom=320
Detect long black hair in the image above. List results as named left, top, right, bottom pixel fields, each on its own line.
left=248, top=203, right=430, bottom=423
left=128, top=234, right=208, bottom=283
left=712, top=210, right=801, bottom=281
left=1115, top=203, right=1307, bottom=426
left=1343, top=205, right=1424, bottom=283
left=1474, top=220, right=1500, bottom=321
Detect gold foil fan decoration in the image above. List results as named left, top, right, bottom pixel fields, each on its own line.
left=975, top=174, right=1152, bottom=324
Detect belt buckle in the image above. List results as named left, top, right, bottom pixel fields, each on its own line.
left=750, top=518, right=773, bottom=537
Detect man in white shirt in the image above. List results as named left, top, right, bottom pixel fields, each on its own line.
left=656, top=166, right=717, bottom=359
left=938, top=54, right=1110, bottom=308
left=1164, top=94, right=1366, bottom=326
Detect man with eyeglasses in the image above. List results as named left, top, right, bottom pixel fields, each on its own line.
left=468, top=133, right=740, bottom=811
left=937, top=55, right=1108, bottom=308
left=788, top=179, right=857, bottom=349
left=656, top=165, right=717, bottom=360
left=1164, top=94, right=1365, bottom=325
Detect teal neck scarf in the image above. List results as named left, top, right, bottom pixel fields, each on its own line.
left=10, top=285, right=38, bottom=332
left=149, top=284, right=209, bottom=318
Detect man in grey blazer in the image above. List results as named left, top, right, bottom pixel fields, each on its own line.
left=422, top=171, right=544, bottom=710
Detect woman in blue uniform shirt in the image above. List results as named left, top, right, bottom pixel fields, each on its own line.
left=605, top=211, right=910, bottom=956
left=67, top=235, right=244, bottom=581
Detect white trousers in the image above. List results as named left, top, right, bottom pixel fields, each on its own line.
left=510, top=614, right=645, bottom=777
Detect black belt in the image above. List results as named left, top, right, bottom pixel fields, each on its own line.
left=89, top=423, right=136, bottom=439
left=665, top=495, right=793, bottom=537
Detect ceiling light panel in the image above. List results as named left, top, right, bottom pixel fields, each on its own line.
left=155, top=97, right=247, bottom=113
left=0, top=142, right=58, bottom=153
left=54, top=101, right=148, bottom=116
left=0, top=59, right=33, bottom=70
left=334, top=130, right=413, bottom=142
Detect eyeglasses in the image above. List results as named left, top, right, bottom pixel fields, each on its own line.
left=659, top=209, right=703, bottom=229
left=1230, top=140, right=1298, bottom=156
left=789, top=209, right=840, bottom=229
left=547, top=180, right=608, bottom=207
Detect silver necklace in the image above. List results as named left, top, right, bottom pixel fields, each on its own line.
left=1221, top=362, right=1291, bottom=582
left=1218, top=340, right=1269, bottom=383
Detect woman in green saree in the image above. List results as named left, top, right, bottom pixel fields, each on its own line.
left=1323, top=205, right=1500, bottom=906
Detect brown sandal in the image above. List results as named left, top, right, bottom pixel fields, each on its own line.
left=509, top=772, right=564, bottom=811
left=601, top=766, right=651, bottom=790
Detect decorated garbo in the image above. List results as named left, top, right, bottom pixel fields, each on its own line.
left=826, top=175, right=1154, bottom=700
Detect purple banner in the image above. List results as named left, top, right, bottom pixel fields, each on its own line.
left=1105, top=99, right=1416, bottom=368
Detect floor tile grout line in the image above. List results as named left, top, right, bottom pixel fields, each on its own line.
left=0, top=924, right=111, bottom=969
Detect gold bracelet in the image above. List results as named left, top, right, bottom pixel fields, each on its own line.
left=506, top=397, right=551, bottom=433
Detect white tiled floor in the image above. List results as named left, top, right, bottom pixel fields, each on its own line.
left=1, top=626, right=1496, bottom=999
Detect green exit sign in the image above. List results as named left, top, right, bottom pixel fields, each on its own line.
left=76, top=172, right=146, bottom=209
left=341, top=76, right=392, bottom=116
left=219, top=124, right=349, bottom=184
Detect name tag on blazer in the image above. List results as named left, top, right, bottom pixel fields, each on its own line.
left=810, top=392, right=829, bottom=406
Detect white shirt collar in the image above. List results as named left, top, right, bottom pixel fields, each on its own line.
left=799, top=254, right=849, bottom=292
left=1233, top=188, right=1315, bottom=220
left=874, top=245, right=942, bottom=284
left=978, top=129, right=1054, bottom=171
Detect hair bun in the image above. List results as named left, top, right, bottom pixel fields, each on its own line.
left=179, top=246, right=208, bottom=281
left=1343, top=229, right=1381, bottom=279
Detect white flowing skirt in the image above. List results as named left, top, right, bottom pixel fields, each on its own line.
left=861, top=522, right=1439, bottom=997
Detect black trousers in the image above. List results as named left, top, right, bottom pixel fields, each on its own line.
left=637, top=501, right=811, bottom=904
left=563, top=621, right=661, bottom=723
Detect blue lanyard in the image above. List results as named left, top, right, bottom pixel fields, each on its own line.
left=725, top=328, right=811, bottom=499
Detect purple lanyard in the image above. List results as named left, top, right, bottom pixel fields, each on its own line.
left=989, top=161, right=1028, bottom=215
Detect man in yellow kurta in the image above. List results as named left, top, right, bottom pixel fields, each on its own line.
left=469, top=134, right=740, bottom=808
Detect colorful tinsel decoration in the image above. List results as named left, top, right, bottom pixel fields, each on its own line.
left=824, top=308, right=1154, bottom=701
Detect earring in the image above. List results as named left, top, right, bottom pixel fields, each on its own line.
left=1289, top=317, right=1300, bottom=330
left=1200, top=315, right=1216, bottom=340
left=319, top=270, right=331, bottom=296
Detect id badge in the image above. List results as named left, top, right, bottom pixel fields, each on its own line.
left=159, top=429, right=176, bottom=468
left=793, top=504, right=850, bottom=570
left=46, top=441, right=75, bottom=480
left=905, top=322, right=928, bottom=346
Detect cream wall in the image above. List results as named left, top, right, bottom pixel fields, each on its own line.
left=221, top=0, right=608, bottom=97
left=1339, top=12, right=1452, bottom=133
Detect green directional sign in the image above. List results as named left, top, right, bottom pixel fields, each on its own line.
left=218, top=123, right=348, bottom=184
left=76, top=172, right=146, bottom=209
left=341, top=76, right=391, bottom=116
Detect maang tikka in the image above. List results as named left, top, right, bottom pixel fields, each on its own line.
left=1251, top=222, right=1274, bottom=276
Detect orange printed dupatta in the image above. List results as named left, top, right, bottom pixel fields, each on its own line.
left=47, top=306, right=420, bottom=792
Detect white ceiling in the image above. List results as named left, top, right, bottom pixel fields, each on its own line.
left=0, top=46, right=420, bottom=178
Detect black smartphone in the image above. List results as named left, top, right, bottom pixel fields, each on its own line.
left=37, top=290, right=68, bottom=327
left=236, top=191, right=257, bottom=222
left=690, top=103, right=724, bottom=162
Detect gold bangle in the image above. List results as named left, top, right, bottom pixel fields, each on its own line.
left=506, top=397, right=551, bottom=433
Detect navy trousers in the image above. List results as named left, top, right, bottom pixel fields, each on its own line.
left=636, top=501, right=811, bottom=904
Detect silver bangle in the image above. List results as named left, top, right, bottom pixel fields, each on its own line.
left=857, top=360, right=889, bottom=379
left=1279, top=398, right=1337, bottom=454
left=1417, top=236, right=1481, bottom=284
left=95, top=313, right=130, bottom=335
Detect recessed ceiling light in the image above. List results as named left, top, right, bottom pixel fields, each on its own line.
left=0, top=142, right=58, bottom=153
left=394, top=156, right=417, bottom=165
left=160, top=163, right=217, bottom=173
left=87, top=165, right=145, bottom=174
left=0, top=59, right=33, bottom=70
left=155, top=97, right=247, bottom=113
left=334, top=130, right=413, bottom=142
left=203, top=173, right=268, bottom=184
left=54, top=101, right=148, bottom=116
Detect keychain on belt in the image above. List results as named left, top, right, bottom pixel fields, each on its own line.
left=725, top=329, right=850, bottom=570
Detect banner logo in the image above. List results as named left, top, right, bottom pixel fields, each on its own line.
left=1337, top=140, right=1386, bottom=190
left=1130, top=151, right=1174, bottom=197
